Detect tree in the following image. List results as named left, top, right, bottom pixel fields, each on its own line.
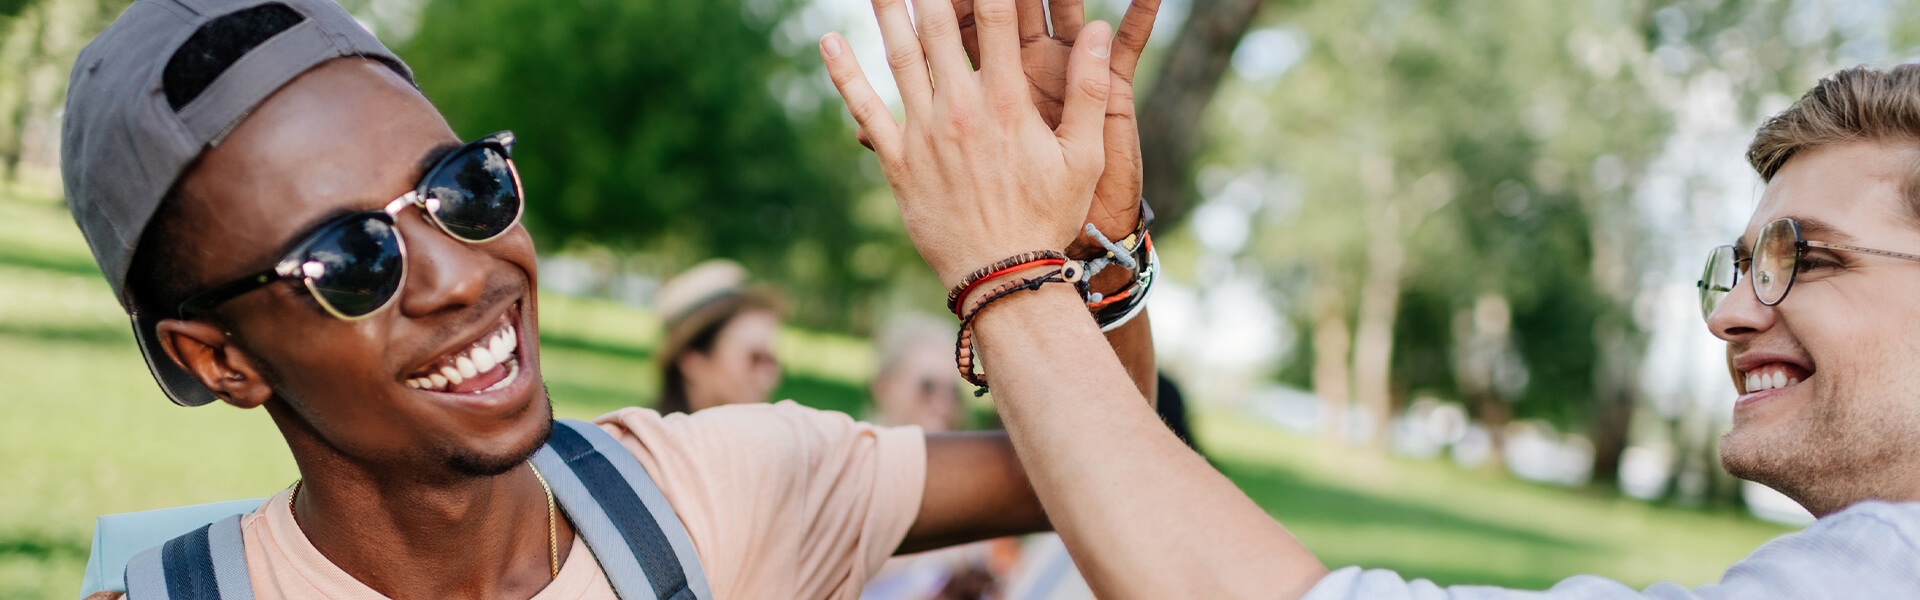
left=402, top=0, right=898, bottom=329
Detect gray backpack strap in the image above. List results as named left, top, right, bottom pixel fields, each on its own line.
left=532, top=419, right=712, bottom=600
left=122, top=513, right=253, bottom=600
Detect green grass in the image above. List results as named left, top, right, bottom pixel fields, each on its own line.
left=0, top=186, right=1794, bottom=598
left=1201, top=416, right=1794, bottom=589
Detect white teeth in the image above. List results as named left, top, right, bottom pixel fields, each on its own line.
left=406, top=379, right=421, bottom=389
left=489, top=334, right=512, bottom=364
left=456, top=356, right=478, bottom=379
left=471, top=347, right=498, bottom=374
left=1788, top=377, right=1799, bottom=386
left=442, top=365, right=465, bottom=385
left=430, top=373, right=449, bottom=389
left=481, top=358, right=519, bottom=392
left=1772, top=372, right=1786, bottom=390
left=1746, top=374, right=1759, bottom=392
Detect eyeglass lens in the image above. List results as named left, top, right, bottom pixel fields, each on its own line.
left=1699, top=218, right=1803, bottom=322
left=302, top=215, right=406, bottom=317
left=1699, top=245, right=1736, bottom=320
left=425, top=145, right=520, bottom=241
left=305, top=143, right=519, bottom=317
left=1753, top=218, right=1799, bottom=306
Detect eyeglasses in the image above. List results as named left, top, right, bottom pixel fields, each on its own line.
left=1698, top=217, right=1920, bottom=321
left=176, top=131, right=523, bottom=320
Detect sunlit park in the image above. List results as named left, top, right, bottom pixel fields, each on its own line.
left=4, top=0, right=1915, bottom=597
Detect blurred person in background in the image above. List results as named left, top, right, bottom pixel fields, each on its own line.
left=868, top=314, right=967, bottom=432
left=654, top=259, right=784, bottom=414
left=862, top=315, right=1003, bottom=600
left=822, top=0, right=1920, bottom=591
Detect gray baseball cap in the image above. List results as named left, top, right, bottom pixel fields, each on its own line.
left=61, top=0, right=413, bottom=406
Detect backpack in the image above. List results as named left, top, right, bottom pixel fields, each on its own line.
left=115, top=419, right=713, bottom=600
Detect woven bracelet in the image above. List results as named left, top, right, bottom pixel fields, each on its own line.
left=946, top=250, right=1068, bottom=315
left=954, top=261, right=1087, bottom=394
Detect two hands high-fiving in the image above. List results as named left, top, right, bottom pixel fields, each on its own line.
left=820, top=0, right=1160, bottom=290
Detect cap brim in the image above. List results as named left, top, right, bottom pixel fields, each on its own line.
left=131, top=310, right=218, bottom=407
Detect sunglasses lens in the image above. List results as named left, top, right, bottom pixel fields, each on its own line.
left=1700, top=245, right=1736, bottom=320
left=423, top=144, right=521, bottom=241
left=1754, top=219, right=1798, bottom=305
left=303, top=216, right=405, bottom=317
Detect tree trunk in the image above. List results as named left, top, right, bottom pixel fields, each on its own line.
left=1137, top=0, right=1264, bottom=226
left=1350, top=205, right=1404, bottom=448
left=1588, top=323, right=1637, bottom=488
left=1311, top=284, right=1353, bottom=444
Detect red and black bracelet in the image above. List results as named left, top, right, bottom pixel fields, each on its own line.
left=953, top=260, right=1087, bottom=394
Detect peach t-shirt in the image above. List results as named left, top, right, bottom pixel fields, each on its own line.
left=235, top=401, right=928, bottom=599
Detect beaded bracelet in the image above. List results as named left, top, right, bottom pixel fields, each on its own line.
left=946, top=250, right=1069, bottom=315
left=954, top=260, right=1088, bottom=394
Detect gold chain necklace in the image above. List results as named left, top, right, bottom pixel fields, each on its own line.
left=288, top=460, right=559, bottom=579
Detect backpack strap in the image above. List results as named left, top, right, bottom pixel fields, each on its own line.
left=532, top=418, right=713, bottom=600
left=122, top=513, right=253, bottom=600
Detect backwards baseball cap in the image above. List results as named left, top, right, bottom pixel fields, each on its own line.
left=61, top=0, right=413, bottom=406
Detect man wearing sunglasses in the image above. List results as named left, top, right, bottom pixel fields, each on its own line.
left=818, top=0, right=1920, bottom=591
left=66, top=0, right=1166, bottom=597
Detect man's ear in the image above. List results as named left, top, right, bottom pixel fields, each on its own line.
left=155, top=318, right=273, bottom=408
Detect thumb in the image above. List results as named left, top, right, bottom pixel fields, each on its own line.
left=1055, top=21, right=1112, bottom=173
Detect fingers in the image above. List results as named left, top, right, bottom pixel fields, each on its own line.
left=974, top=0, right=1024, bottom=95
left=1055, top=21, right=1112, bottom=170
left=871, top=0, right=933, bottom=115
left=822, top=33, right=901, bottom=155
left=1110, top=0, right=1161, bottom=81
left=1017, top=0, right=1047, bottom=39
left=953, top=0, right=985, bottom=71
left=914, top=0, right=977, bottom=92
left=1048, top=0, right=1086, bottom=39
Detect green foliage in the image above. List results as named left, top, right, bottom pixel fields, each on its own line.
left=1223, top=0, right=1670, bottom=430
left=401, top=0, right=896, bottom=329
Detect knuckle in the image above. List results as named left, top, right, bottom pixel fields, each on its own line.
left=829, top=66, right=862, bottom=88
left=886, top=43, right=923, bottom=71
left=854, top=97, right=891, bottom=124
left=944, top=104, right=982, bottom=135
left=1077, top=74, right=1111, bottom=100
left=974, top=0, right=1018, bottom=27
left=919, top=15, right=958, bottom=40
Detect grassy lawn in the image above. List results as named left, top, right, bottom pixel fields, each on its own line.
left=0, top=186, right=1793, bottom=598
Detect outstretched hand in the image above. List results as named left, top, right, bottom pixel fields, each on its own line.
left=953, top=0, right=1159, bottom=257
left=821, top=0, right=1115, bottom=288
left=856, top=0, right=1162, bottom=260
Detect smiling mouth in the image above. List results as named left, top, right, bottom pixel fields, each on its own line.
left=1742, top=362, right=1811, bottom=395
left=405, top=308, right=522, bottom=394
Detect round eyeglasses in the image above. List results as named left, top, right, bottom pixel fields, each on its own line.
left=1698, top=217, right=1920, bottom=322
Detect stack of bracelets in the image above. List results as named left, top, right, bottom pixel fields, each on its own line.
left=946, top=198, right=1159, bottom=395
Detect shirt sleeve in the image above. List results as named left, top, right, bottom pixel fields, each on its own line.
left=593, top=400, right=928, bottom=600
left=1300, top=502, right=1920, bottom=600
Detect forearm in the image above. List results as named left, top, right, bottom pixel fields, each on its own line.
left=975, top=285, right=1327, bottom=600
left=900, top=431, right=1049, bottom=554
left=1102, top=308, right=1157, bottom=405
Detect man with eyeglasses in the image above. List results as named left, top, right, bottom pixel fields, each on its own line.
left=817, top=0, right=1920, bottom=591
left=66, top=0, right=1164, bottom=597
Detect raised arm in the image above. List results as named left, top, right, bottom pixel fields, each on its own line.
left=820, top=0, right=1327, bottom=596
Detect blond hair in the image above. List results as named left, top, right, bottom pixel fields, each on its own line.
left=1749, top=65, right=1920, bottom=189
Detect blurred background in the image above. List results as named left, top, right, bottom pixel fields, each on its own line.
left=2, top=0, right=1913, bottom=597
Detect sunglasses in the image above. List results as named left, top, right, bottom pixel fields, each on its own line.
left=176, top=131, right=524, bottom=320
left=1698, top=217, right=1920, bottom=321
